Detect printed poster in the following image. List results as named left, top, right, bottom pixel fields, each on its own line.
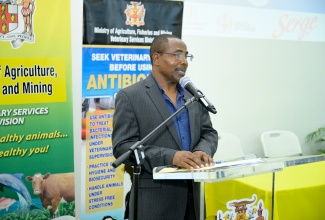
left=82, top=0, right=183, bottom=219
left=0, top=0, right=75, bottom=219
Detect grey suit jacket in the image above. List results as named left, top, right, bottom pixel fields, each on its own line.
left=112, top=74, right=218, bottom=220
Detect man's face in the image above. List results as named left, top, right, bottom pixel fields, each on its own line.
left=156, top=38, right=189, bottom=84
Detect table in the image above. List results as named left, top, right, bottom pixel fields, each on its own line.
left=153, top=158, right=284, bottom=220
left=205, top=155, right=325, bottom=220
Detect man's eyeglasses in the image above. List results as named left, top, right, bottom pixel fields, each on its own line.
left=158, top=52, right=194, bottom=61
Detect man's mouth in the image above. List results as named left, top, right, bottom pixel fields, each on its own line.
left=176, top=68, right=186, bottom=74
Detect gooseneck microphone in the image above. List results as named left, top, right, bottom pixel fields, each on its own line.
left=179, top=76, right=217, bottom=114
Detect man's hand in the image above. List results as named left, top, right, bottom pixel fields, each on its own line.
left=193, top=151, right=214, bottom=167
left=172, top=150, right=214, bottom=169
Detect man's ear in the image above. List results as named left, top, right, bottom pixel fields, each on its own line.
left=152, top=53, right=160, bottom=66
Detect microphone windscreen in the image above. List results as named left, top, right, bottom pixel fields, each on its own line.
left=179, top=76, right=191, bottom=88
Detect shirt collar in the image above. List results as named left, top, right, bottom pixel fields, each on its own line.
left=152, top=75, right=185, bottom=95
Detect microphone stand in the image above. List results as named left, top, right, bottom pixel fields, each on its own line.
left=112, top=96, right=198, bottom=220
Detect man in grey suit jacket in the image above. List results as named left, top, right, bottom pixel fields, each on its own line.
left=112, top=34, right=218, bottom=220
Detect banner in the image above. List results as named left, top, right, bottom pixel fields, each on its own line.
left=81, top=0, right=183, bottom=219
left=0, top=0, right=75, bottom=219
left=83, top=0, right=183, bottom=45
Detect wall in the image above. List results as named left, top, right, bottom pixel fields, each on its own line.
left=182, top=0, right=325, bottom=157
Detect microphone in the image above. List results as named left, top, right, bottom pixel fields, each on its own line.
left=179, top=76, right=217, bottom=114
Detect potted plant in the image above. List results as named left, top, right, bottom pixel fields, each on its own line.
left=306, top=126, right=325, bottom=154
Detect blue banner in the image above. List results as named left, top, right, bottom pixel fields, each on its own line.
left=82, top=46, right=151, bottom=98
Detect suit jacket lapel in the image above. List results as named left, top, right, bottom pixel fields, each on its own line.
left=144, top=74, right=182, bottom=149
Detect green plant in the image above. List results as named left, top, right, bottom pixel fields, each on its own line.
left=306, top=126, right=325, bottom=154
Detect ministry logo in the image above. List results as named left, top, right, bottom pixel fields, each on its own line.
left=0, top=0, right=35, bottom=49
left=124, top=1, right=145, bottom=27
